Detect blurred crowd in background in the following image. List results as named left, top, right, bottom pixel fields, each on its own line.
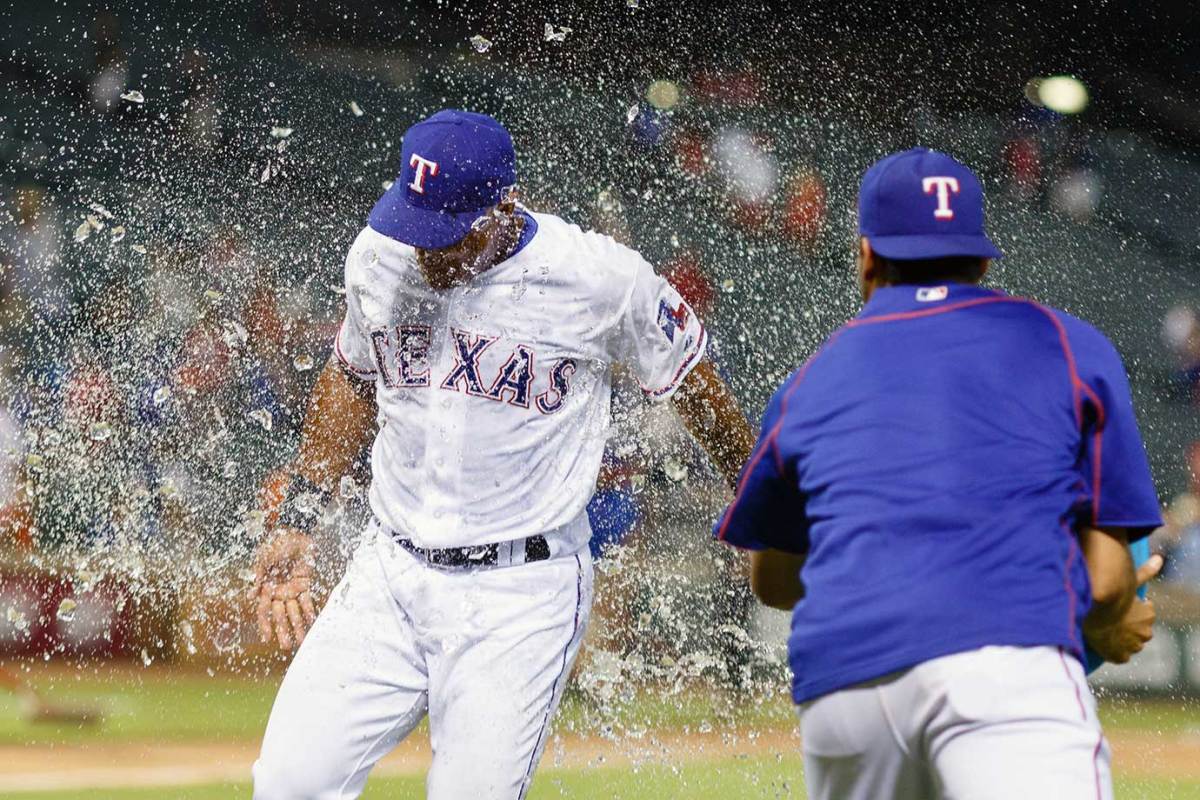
left=0, top=1, right=1198, bottom=668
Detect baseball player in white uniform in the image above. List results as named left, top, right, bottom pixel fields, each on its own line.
left=248, top=109, right=753, bottom=799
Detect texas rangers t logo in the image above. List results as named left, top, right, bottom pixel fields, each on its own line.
left=657, top=299, right=690, bottom=343
left=922, top=176, right=960, bottom=220
left=409, top=154, right=440, bottom=194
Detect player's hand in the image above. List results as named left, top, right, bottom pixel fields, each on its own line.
left=1085, top=554, right=1163, bottom=664
left=248, top=529, right=318, bottom=650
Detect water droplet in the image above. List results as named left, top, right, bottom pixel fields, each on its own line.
left=130, top=486, right=151, bottom=509
left=73, top=221, right=92, bottom=243
left=627, top=0, right=640, bottom=7
left=120, top=89, right=145, bottom=104
left=110, top=224, right=126, bottom=242
left=293, top=490, right=320, bottom=517
left=544, top=23, right=572, bottom=42
left=243, top=509, right=266, bottom=537
left=6, top=607, right=29, bottom=633
left=204, top=288, right=224, bottom=301
left=249, top=408, right=273, bottom=431
left=85, top=214, right=105, bottom=232
left=348, top=100, right=364, bottom=117
left=469, top=34, right=493, bottom=53
left=663, top=458, right=688, bottom=483
left=598, top=189, right=626, bottom=218
left=153, top=386, right=171, bottom=405
left=721, top=279, right=735, bottom=293
left=130, top=243, right=147, bottom=254
left=270, top=126, right=294, bottom=138
left=88, top=421, right=113, bottom=442
left=293, top=354, right=314, bottom=372
left=158, top=479, right=179, bottom=499
left=73, top=570, right=99, bottom=594
left=210, top=620, right=240, bottom=653
left=88, top=202, right=114, bottom=219
left=140, top=648, right=153, bottom=666
left=222, top=460, right=239, bottom=479
left=339, top=475, right=359, bottom=500
left=512, top=272, right=528, bottom=301
left=219, top=319, right=248, bottom=348
left=56, top=598, right=78, bottom=622
left=626, top=104, right=640, bottom=125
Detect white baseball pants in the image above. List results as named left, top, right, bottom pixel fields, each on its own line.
left=799, top=645, right=1111, bottom=800
left=253, top=525, right=593, bottom=800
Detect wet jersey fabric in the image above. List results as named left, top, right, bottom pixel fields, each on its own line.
left=715, top=283, right=1161, bottom=704
left=336, top=210, right=707, bottom=551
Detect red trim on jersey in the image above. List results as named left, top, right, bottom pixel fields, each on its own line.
left=1022, top=302, right=1108, bottom=524
left=844, top=295, right=1010, bottom=328
left=716, top=330, right=844, bottom=544
left=640, top=324, right=708, bottom=399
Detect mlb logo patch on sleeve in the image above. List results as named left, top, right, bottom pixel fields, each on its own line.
left=916, top=286, right=949, bottom=302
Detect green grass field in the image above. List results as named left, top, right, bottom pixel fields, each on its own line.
left=5, top=759, right=805, bottom=800
left=2, top=663, right=1199, bottom=798
left=8, top=766, right=1200, bottom=800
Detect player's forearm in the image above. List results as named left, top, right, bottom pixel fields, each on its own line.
left=673, top=360, right=755, bottom=491
left=293, top=357, right=378, bottom=490
left=750, top=549, right=807, bottom=610
left=1079, top=526, right=1136, bottom=626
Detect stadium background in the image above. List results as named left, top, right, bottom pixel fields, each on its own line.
left=0, top=0, right=1198, bottom=796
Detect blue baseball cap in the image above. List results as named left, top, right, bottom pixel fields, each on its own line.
left=858, top=147, right=1003, bottom=261
left=368, top=109, right=517, bottom=249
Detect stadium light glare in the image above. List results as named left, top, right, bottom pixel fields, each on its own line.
left=1037, top=75, right=1089, bottom=114
left=646, top=79, right=681, bottom=110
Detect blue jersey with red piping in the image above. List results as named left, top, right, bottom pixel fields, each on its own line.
left=715, top=283, right=1162, bottom=704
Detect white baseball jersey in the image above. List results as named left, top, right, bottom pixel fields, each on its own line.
left=334, top=211, right=707, bottom=550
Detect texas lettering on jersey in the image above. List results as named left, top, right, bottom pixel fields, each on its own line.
left=369, top=325, right=577, bottom=415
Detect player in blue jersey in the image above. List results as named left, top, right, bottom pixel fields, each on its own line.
left=716, top=148, right=1163, bottom=800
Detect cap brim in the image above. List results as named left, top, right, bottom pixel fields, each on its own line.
left=367, top=185, right=486, bottom=249
left=868, top=233, right=1003, bottom=261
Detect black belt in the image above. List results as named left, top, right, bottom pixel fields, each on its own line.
left=390, top=530, right=551, bottom=568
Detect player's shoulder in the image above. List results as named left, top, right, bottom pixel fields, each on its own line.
left=344, top=224, right=417, bottom=285
left=1036, top=303, right=1123, bottom=365
left=988, top=296, right=1125, bottom=381
left=530, top=211, right=648, bottom=280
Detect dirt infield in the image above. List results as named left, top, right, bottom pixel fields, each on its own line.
left=0, top=727, right=1197, bottom=793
